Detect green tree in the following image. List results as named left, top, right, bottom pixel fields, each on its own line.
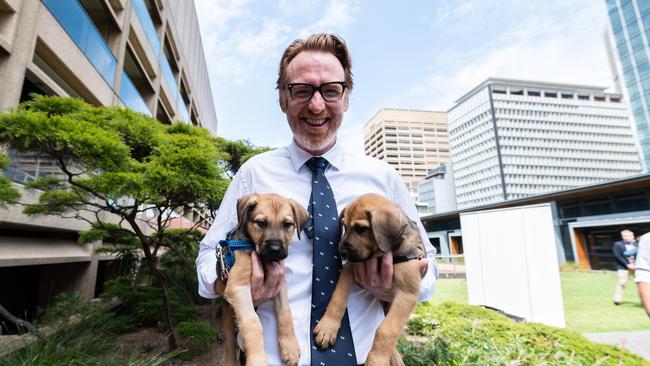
left=0, top=95, right=232, bottom=349
left=218, top=137, right=271, bottom=178
left=0, top=152, right=20, bottom=206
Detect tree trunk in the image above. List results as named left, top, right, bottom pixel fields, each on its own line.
left=142, top=251, right=178, bottom=350
left=0, top=304, right=46, bottom=340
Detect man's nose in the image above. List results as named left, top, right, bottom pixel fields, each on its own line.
left=308, top=91, right=326, bottom=114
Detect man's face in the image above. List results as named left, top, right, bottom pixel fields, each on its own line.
left=621, top=231, right=635, bottom=242
left=280, top=50, right=349, bottom=155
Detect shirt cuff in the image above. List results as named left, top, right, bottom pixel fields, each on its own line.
left=417, top=256, right=438, bottom=302
left=197, top=259, right=220, bottom=299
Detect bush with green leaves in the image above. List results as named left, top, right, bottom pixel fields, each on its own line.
left=176, top=320, right=217, bottom=360
left=0, top=152, right=20, bottom=206
left=101, top=276, right=196, bottom=327
left=399, top=302, right=650, bottom=366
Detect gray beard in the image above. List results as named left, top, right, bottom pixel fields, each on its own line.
left=293, top=133, right=336, bottom=155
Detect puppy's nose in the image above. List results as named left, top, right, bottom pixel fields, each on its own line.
left=265, top=239, right=283, bottom=255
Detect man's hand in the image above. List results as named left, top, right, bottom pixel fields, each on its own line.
left=251, top=251, right=284, bottom=307
left=628, top=263, right=636, bottom=271
left=351, top=252, right=428, bottom=301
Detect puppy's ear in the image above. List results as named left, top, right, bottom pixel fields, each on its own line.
left=338, top=207, right=347, bottom=241
left=236, top=194, right=258, bottom=236
left=368, top=205, right=409, bottom=253
left=289, top=199, right=309, bottom=240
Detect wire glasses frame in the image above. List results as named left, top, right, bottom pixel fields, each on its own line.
left=285, top=81, right=347, bottom=103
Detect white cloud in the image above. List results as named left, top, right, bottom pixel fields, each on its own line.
left=298, top=0, right=360, bottom=37
left=196, top=0, right=360, bottom=86
left=415, top=1, right=612, bottom=111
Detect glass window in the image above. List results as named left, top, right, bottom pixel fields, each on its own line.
left=640, top=0, right=650, bottom=15
left=161, top=55, right=178, bottom=103
left=630, top=33, right=644, bottom=51
left=42, top=0, right=116, bottom=87
left=628, top=19, right=641, bottom=38
left=120, top=72, right=151, bottom=116
left=132, top=0, right=161, bottom=57
left=623, top=2, right=637, bottom=26
left=609, top=8, right=622, bottom=33
left=634, top=46, right=647, bottom=65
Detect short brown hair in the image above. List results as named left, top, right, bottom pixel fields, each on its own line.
left=276, top=33, right=353, bottom=91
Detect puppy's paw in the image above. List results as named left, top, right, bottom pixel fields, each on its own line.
left=245, top=353, right=268, bottom=366
left=389, top=348, right=405, bottom=366
left=279, top=337, right=301, bottom=366
left=365, top=350, right=390, bottom=366
left=313, top=317, right=340, bottom=349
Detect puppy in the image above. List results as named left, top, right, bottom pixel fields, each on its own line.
left=313, top=193, right=426, bottom=366
left=219, top=193, right=308, bottom=366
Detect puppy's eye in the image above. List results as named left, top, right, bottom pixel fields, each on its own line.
left=255, top=220, right=268, bottom=229
left=353, top=225, right=368, bottom=235
left=283, top=221, right=294, bottom=229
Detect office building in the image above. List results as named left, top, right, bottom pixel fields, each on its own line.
left=0, top=0, right=217, bottom=329
left=417, top=163, right=457, bottom=215
left=606, top=0, right=650, bottom=170
left=448, top=78, right=642, bottom=210
left=363, top=108, right=449, bottom=199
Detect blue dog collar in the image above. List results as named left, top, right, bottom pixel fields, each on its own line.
left=217, top=239, right=255, bottom=280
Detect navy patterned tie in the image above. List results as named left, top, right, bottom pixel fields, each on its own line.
left=306, top=157, right=356, bottom=366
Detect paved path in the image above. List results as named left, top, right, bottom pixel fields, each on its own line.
left=585, top=330, right=650, bottom=360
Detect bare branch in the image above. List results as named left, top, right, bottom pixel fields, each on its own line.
left=0, top=304, right=46, bottom=340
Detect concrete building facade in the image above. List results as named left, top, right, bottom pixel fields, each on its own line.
left=448, top=78, right=642, bottom=210
left=363, top=108, right=449, bottom=199
left=416, top=163, right=457, bottom=215
left=0, top=0, right=217, bottom=331
left=606, top=0, right=650, bottom=170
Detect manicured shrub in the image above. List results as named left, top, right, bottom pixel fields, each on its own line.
left=402, top=302, right=650, bottom=366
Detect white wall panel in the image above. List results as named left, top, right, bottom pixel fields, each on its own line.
left=460, top=203, right=565, bottom=327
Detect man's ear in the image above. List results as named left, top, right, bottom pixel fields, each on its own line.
left=236, top=194, right=258, bottom=236
left=279, top=91, right=288, bottom=112
left=289, top=199, right=309, bottom=240
left=368, top=205, right=408, bottom=253
left=343, top=92, right=349, bottom=112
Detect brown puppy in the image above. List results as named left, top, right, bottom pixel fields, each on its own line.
left=313, top=193, right=426, bottom=366
left=219, top=193, right=308, bottom=366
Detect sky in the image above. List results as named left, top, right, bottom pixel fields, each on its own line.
left=194, top=0, right=612, bottom=153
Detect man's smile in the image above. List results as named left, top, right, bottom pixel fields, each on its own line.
left=302, top=117, right=329, bottom=127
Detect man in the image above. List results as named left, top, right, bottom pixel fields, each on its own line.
left=612, top=229, right=637, bottom=305
left=196, top=34, right=437, bottom=365
left=635, top=232, right=650, bottom=317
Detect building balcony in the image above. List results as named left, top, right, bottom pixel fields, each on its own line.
left=131, top=0, right=160, bottom=58
left=41, top=0, right=116, bottom=87
left=119, top=72, right=151, bottom=116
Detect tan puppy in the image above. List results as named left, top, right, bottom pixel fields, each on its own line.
left=219, top=193, right=308, bottom=366
left=313, top=193, right=426, bottom=366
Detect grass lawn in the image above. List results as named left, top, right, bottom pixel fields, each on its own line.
left=429, top=271, right=650, bottom=333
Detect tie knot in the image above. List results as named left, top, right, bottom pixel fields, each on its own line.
left=306, top=157, right=329, bottom=174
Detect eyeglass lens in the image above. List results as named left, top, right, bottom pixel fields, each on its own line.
left=289, top=82, right=345, bottom=102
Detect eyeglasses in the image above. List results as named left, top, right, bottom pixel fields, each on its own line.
left=285, top=82, right=347, bottom=103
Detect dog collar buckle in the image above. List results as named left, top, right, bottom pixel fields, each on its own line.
left=216, top=246, right=230, bottom=281
left=217, top=239, right=255, bottom=282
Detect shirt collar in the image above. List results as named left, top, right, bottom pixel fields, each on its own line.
left=289, top=139, right=343, bottom=173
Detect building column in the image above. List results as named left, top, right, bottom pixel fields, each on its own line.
left=0, top=0, right=41, bottom=111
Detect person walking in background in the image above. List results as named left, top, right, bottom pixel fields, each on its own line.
left=612, top=229, right=638, bottom=305
left=635, top=232, right=650, bottom=317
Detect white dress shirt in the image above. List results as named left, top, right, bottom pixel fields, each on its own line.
left=196, top=140, right=438, bottom=365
